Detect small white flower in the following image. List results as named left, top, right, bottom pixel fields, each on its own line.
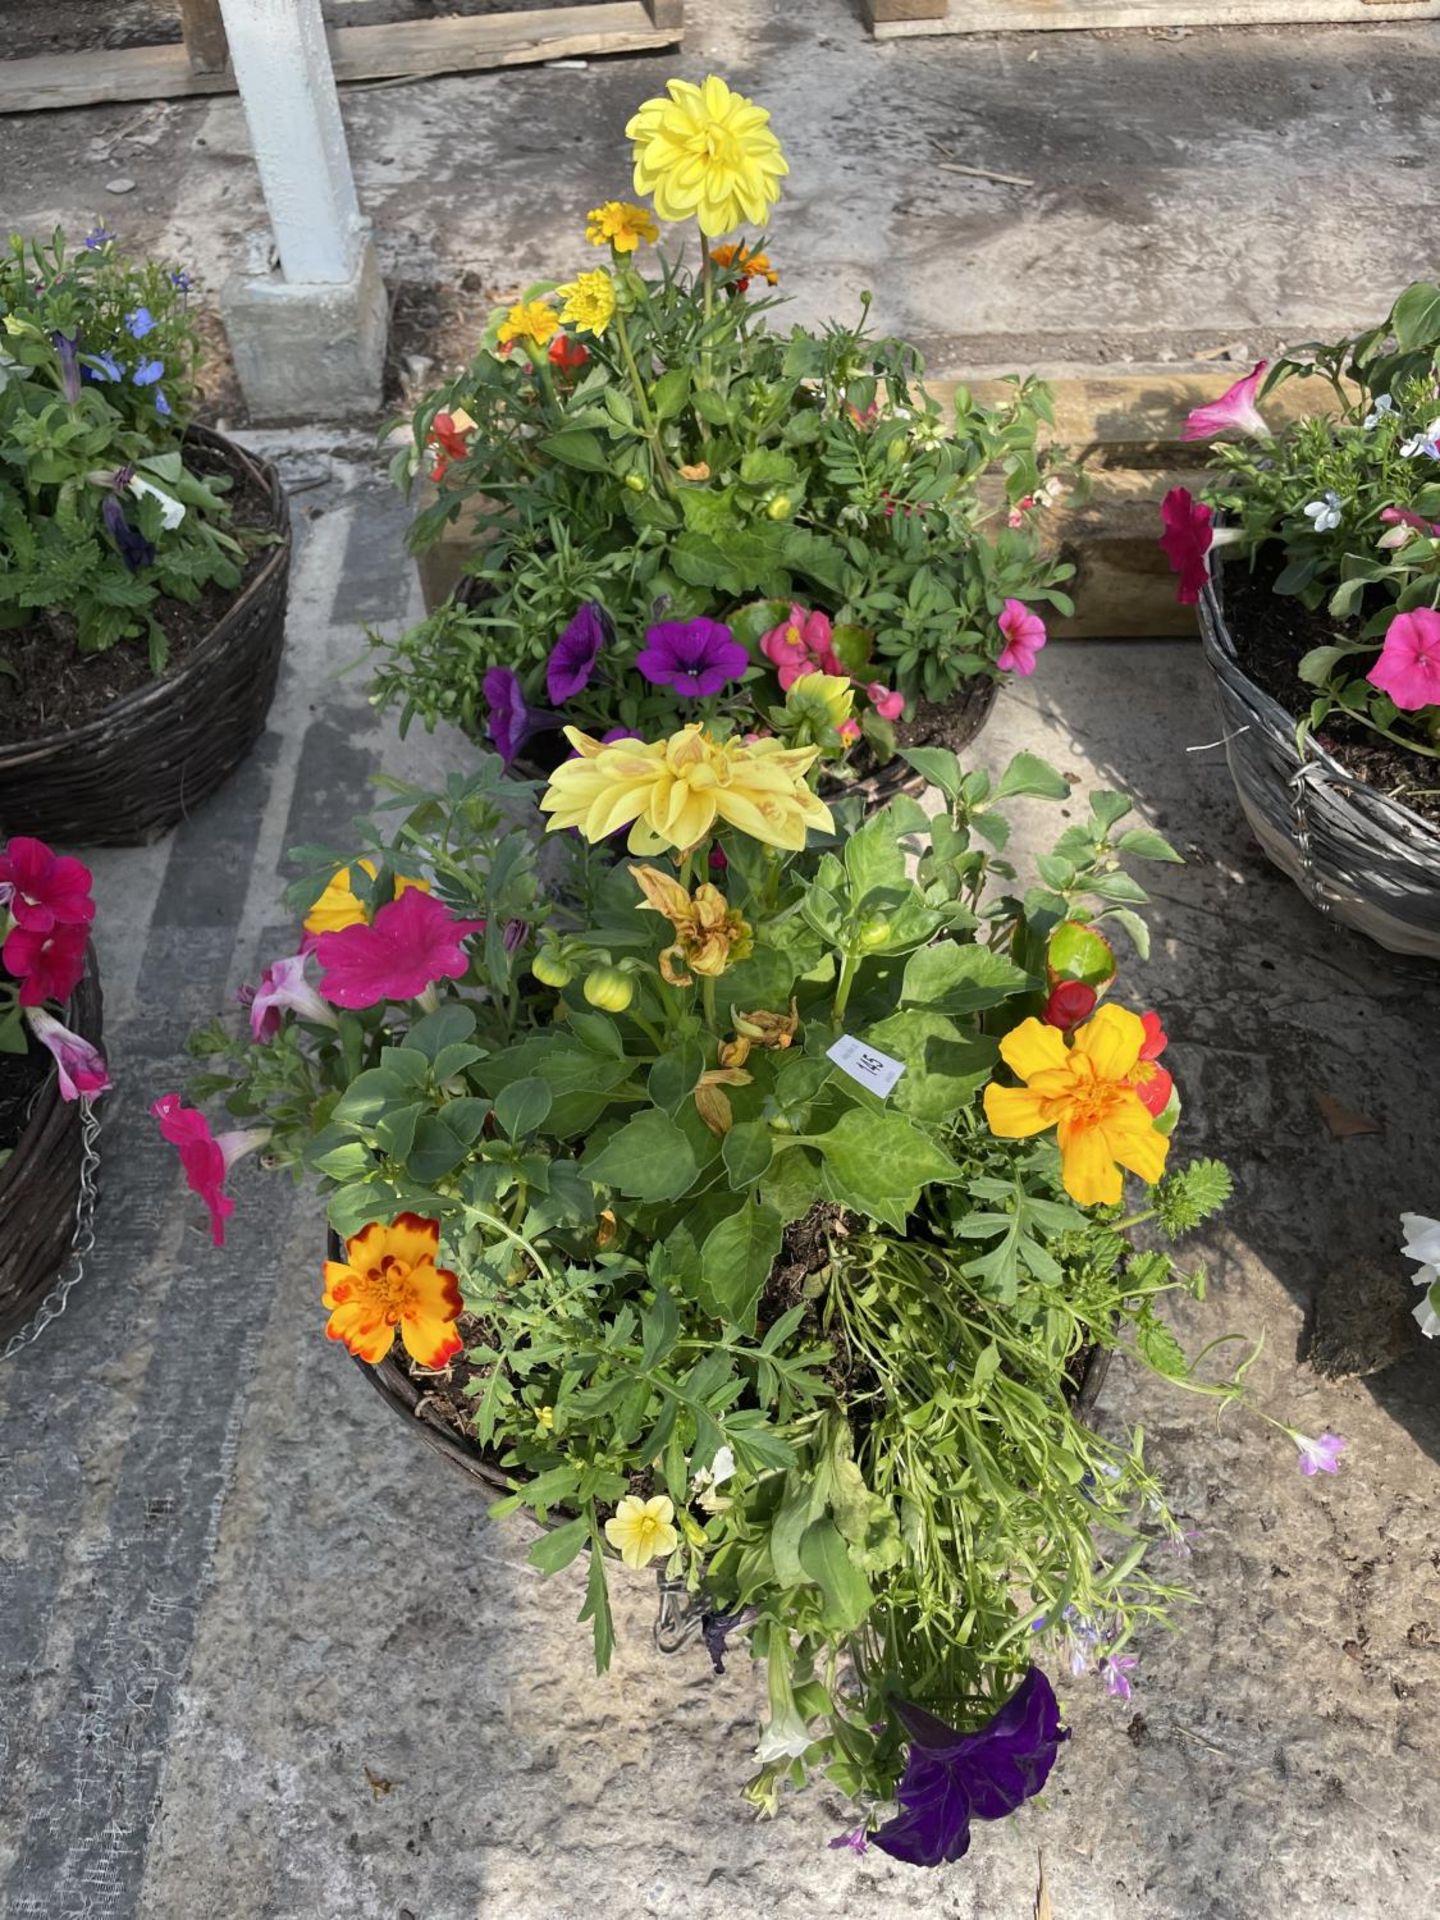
left=128, top=473, right=186, bottom=530
left=1413, top=1272, right=1440, bottom=1340
left=1400, top=1215, right=1440, bottom=1338
left=1362, top=393, right=1398, bottom=429
left=690, top=1444, right=735, bottom=1495
left=1399, top=418, right=1440, bottom=460
left=1303, top=491, right=1342, bottom=533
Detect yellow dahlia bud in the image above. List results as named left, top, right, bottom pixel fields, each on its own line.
left=583, top=965, right=634, bottom=1013
left=766, top=494, right=793, bottom=521
left=532, top=949, right=574, bottom=988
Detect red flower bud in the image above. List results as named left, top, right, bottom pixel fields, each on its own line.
left=1043, top=980, right=1098, bottom=1032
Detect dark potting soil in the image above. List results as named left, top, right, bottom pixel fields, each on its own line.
left=1225, top=547, right=1440, bottom=829
left=0, top=435, right=277, bottom=748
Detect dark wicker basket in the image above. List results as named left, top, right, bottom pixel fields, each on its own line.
left=1199, top=553, right=1440, bottom=958
left=0, top=427, right=290, bottom=847
left=0, top=948, right=104, bottom=1343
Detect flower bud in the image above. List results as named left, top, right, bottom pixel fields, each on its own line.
left=859, top=917, right=892, bottom=947
left=532, top=949, right=573, bottom=989
left=583, top=965, right=634, bottom=1012
left=624, top=471, right=647, bottom=494
left=766, top=493, right=793, bottom=521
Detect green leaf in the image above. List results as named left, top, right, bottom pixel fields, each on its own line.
left=995, top=751, right=1069, bottom=801
left=405, top=1004, right=478, bottom=1061
left=699, top=1200, right=784, bottom=1330
left=494, top=1076, right=552, bottom=1139
left=723, top=1119, right=774, bottom=1190
left=1391, top=280, right=1440, bottom=354
left=528, top=1515, right=590, bottom=1575
left=809, top=1110, right=959, bottom=1232
left=898, top=746, right=963, bottom=802
left=580, top=1530, right=616, bottom=1673
left=1088, top=789, right=1133, bottom=834
left=1298, top=643, right=1356, bottom=688
left=408, top=1113, right=470, bottom=1182
left=309, top=1140, right=376, bottom=1181
left=647, top=1040, right=705, bottom=1114
left=797, top=1518, right=873, bottom=1630
left=538, top=429, right=612, bottom=472
left=864, top=1009, right=997, bottom=1122
left=1102, top=906, right=1151, bottom=960
left=759, top=1147, right=823, bottom=1223
left=1115, top=826, right=1183, bottom=864
left=332, top=1067, right=413, bottom=1130
left=584, top=1109, right=697, bottom=1202
left=652, top=369, right=690, bottom=420
left=1046, top=920, right=1116, bottom=990
left=900, top=941, right=1030, bottom=1015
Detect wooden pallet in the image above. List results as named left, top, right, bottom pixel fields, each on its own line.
left=412, top=365, right=1341, bottom=640
left=0, top=0, right=683, bottom=115
left=865, top=0, right=1440, bottom=35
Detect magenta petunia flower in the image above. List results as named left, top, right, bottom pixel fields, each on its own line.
left=997, top=598, right=1047, bottom=676
left=483, top=666, right=530, bottom=763
left=24, top=1007, right=111, bottom=1102
left=3, top=920, right=88, bottom=1008
left=246, top=952, right=338, bottom=1043
left=1181, top=360, right=1271, bottom=442
left=315, top=888, right=485, bottom=1010
left=1366, top=608, right=1440, bottom=713
left=636, top=617, right=748, bottom=697
left=0, top=835, right=96, bottom=933
left=1293, top=1430, right=1346, bottom=1477
left=1378, top=506, right=1440, bottom=550
left=546, top=603, right=610, bottom=704
left=152, top=1093, right=268, bottom=1248
left=1159, top=487, right=1214, bottom=605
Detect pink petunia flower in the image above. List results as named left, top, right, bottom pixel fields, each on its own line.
left=1378, top=506, right=1440, bottom=546
left=315, top=888, right=485, bottom=1010
left=997, top=599, right=1047, bottom=677
left=24, top=1006, right=111, bottom=1102
left=865, top=681, right=906, bottom=722
left=152, top=1093, right=269, bottom=1247
left=1159, top=487, right=1214, bottom=605
left=246, top=952, right=339, bottom=1043
left=0, top=835, right=96, bottom=934
left=3, top=919, right=88, bottom=1008
left=1367, top=608, right=1440, bottom=712
left=1181, top=361, right=1271, bottom=442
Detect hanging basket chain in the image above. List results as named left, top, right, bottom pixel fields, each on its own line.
left=1, top=1096, right=101, bottom=1363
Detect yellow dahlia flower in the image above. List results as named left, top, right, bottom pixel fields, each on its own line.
left=626, top=75, right=788, bottom=238
left=586, top=199, right=659, bottom=252
left=556, top=269, right=616, bottom=337
left=604, top=1493, right=680, bottom=1569
left=628, top=864, right=753, bottom=984
left=540, top=724, right=832, bottom=855
left=496, top=299, right=559, bottom=349
left=983, top=1004, right=1170, bottom=1208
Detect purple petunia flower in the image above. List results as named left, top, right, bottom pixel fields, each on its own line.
left=483, top=666, right=530, bottom=763
left=132, top=357, right=164, bottom=387
left=1294, top=1431, right=1346, bottom=1477
left=872, top=1667, right=1068, bottom=1869
left=127, top=308, right=156, bottom=340
left=1102, top=1654, right=1138, bottom=1702
left=502, top=919, right=529, bottom=955
left=84, top=226, right=115, bottom=250
left=599, top=727, right=640, bottom=745
left=546, top=602, right=610, bottom=704
left=52, top=331, right=81, bottom=404
left=635, top=616, right=748, bottom=697
left=101, top=492, right=155, bottom=573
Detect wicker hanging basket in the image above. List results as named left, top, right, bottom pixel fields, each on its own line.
left=1198, top=555, right=1440, bottom=959
left=823, top=676, right=1000, bottom=813
left=0, top=948, right=104, bottom=1344
left=0, top=427, right=291, bottom=848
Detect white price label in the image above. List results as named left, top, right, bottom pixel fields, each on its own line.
left=826, top=1034, right=906, bottom=1100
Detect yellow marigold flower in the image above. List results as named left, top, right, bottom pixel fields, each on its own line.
left=629, top=864, right=753, bottom=985
left=604, top=1493, right=680, bottom=1569
left=321, top=1213, right=463, bottom=1370
left=626, top=75, right=788, bottom=238
left=586, top=199, right=659, bottom=252
left=709, top=241, right=779, bottom=286
left=497, top=299, right=560, bottom=348
left=303, top=861, right=430, bottom=938
left=983, top=1005, right=1170, bottom=1208
left=540, top=723, right=832, bottom=855
left=556, top=269, right=616, bottom=337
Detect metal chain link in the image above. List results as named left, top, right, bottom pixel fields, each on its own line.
left=653, top=1571, right=707, bottom=1656
left=1288, top=755, right=1330, bottom=920
left=1, top=1096, right=101, bottom=1362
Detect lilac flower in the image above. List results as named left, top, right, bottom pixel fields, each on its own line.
left=1166, top=1528, right=1200, bottom=1558
left=132, top=357, right=164, bottom=387
left=546, top=602, right=610, bottom=703
left=87, top=349, right=124, bottom=383
left=84, top=226, right=115, bottom=250
left=1293, top=1431, right=1346, bottom=1477
left=828, top=1827, right=870, bottom=1855
left=101, top=493, right=154, bottom=572
left=1102, top=1654, right=1138, bottom=1702
left=483, top=666, right=530, bottom=764
left=52, top=331, right=81, bottom=404
left=127, top=308, right=156, bottom=340
left=871, top=1668, right=1068, bottom=1869
left=635, top=616, right=748, bottom=697
left=1060, top=1605, right=1102, bottom=1677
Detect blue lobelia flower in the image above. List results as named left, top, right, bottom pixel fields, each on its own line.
left=84, top=226, right=115, bottom=250
left=86, top=349, right=124, bottom=383
left=132, top=357, right=164, bottom=387
left=101, top=492, right=155, bottom=573
left=154, top=389, right=171, bottom=417
left=871, top=1667, right=1068, bottom=1869
left=170, top=269, right=193, bottom=292
left=127, top=307, right=156, bottom=340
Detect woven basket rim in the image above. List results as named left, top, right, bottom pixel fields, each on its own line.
left=1201, top=545, right=1440, bottom=856
left=0, top=426, right=291, bottom=763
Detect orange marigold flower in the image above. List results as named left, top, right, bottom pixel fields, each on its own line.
left=709, top=242, right=778, bottom=291
left=322, top=1213, right=463, bottom=1369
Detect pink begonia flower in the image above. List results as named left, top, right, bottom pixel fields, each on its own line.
left=24, top=1007, right=111, bottom=1102
left=838, top=717, right=862, bottom=746
left=997, top=599, right=1047, bottom=677
left=1293, top=1431, right=1346, bottom=1477
left=1378, top=506, right=1440, bottom=550
left=866, top=681, right=905, bottom=722
left=759, top=605, right=844, bottom=690
left=152, top=1093, right=269, bottom=1248
left=0, top=835, right=96, bottom=934
left=1366, top=608, right=1440, bottom=712
left=245, top=952, right=340, bottom=1043
left=1181, top=360, right=1271, bottom=442
left=1159, top=487, right=1214, bottom=605
left=315, top=888, right=485, bottom=1010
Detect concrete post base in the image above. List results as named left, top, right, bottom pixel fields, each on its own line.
left=221, top=232, right=387, bottom=424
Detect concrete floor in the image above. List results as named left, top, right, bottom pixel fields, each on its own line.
left=3, top=7, right=1440, bottom=1917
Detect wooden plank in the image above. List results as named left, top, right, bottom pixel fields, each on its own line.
left=643, top=0, right=687, bottom=26
left=874, top=0, right=1440, bottom=35
left=863, top=0, right=948, bottom=22
left=0, top=2, right=680, bottom=114
left=178, top=0, right=229, bottom=75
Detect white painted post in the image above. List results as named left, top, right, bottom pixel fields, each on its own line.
left=216, top=0, right=361, bottom=285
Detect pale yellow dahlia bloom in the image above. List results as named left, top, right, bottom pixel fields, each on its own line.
left=556, top=269, right=616, bottom=337
left=541, top=724, right=832, bottom=854
left=625, top=76, right=788, bottom=238
left=628, top=864, right=753, bottom=984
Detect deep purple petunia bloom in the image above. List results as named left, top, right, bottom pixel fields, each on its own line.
left=52, top=331, right=81, bottom=404
left=101, top=493, right=155, bottom=573
left=483, top=666, right=530, bottom=763
left=547, top=602, right=610, bottom=703
left=872, top=1667, right=1068, bottom=1869
left=635, top=616, right=748, bottom=697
